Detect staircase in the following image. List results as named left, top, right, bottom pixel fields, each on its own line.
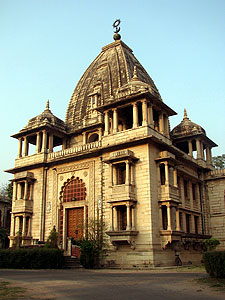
left=64, top=256, right=82, bottom=269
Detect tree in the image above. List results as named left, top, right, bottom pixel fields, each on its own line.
left=0, top=182, right=13, bottom=199
left=212, top=154, right=225, bottom=170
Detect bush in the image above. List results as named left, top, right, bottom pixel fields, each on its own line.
left=80, top=240, right=96, bottom=269
left=203, top=238, right=220, bottom=251
left=203, top=251, right=225, bottom=278
left=45, top=226, right=59, bottom=249
left=0, top=248, right=65, bottom=269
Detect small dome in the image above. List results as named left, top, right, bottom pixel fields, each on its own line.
left=171, top=109, right=206, bottom=139
left=21, top=100, right=66, bottom=133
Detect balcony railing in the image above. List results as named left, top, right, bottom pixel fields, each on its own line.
left=48, top=141, right=102, bottom=160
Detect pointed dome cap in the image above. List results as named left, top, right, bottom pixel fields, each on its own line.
left=171, top=109, right=206, bottom=139
left=65, top=39, right=161, bottom=132
left=14, top=100, right=66, bottom=137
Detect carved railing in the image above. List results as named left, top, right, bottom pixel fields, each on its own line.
left=48, top=141, right=102, bottom=160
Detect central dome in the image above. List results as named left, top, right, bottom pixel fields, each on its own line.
left=65, top=40, right=161, bottom=132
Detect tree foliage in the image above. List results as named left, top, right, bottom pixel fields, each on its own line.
left=0, top=182, right=13, bottom=199
left=212, top=154, right=225, bottom=169
left=79, top=218, right=108, bottom=268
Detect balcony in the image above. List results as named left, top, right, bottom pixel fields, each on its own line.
left=13, top=199, right=33, bottom=213
left=106, top=230, right=138, bottom=249
left=108, top=184, right=135, bottom=202
left=159, top=185, right=180, bottom=202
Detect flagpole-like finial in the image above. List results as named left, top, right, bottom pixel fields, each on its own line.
left=113, top=19, right=121, bottom=41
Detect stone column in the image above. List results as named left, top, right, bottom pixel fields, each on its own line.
left=165, top=162, right=169, bottom=186
left=131, top=206, right=135, bottom=230
left=159, top=113, right=164, bottom=134
left=82, top=132, right=86, bottom=145
left=173, top=167, right=178, bottom=188
left=159, top=206, right=163, bottom=230
left=114, top=206, right=118, bottom=231
left=49, top=134, right=54, bottom=153
left=23, top=136, right=28, bottom=156
left=62, top=139, right=67, bottom=150
left=10, top=214, right=15, bottom=236
left=17, top=138, right=22, bottom=158
left=196, top=139, right=202, bottom=159
left=126, top=204, right=131, bottom=230
left=148, top=104, right=154, bottom=127
left=142, top=100, right=148, bottom=126
left=130, top=164, right=135, bottom=185
left=41, top=130, right=47, bottom=153
left=113, top=165, right=117, bottom=185
left=98, top=128, right=102, bottom=140
left=24, top=181, right=28, bottom=200
left=28, top=217, right=31, bottom=236
left=104, top=111, right=109, bottom=135
left=109, top=164, right=113, bottom=186
left=110, top=207, right=114, bottom=231
left=22, top=214, right=26, bottom=236
left=201, top=143, right=205, bottom=160
left=36, top=132, right=41, bottom=153
left=167, top=204, right=172, bottom=230
left=125, top=161, right=130, bottom=185
left=13, top=182, right=17, bottom=201
left=176, top=208, right=180, bottom=231
left=188, top=140, right=193, bottom=157
left=206, top=147, right=211, bottom=163
left=133, top=103, right=138, bottom=128
left=17, top=183, right=21, bottom=199
left=164, top=115, right=169, bottom=137
left=113, top=108, right=118, bottom=133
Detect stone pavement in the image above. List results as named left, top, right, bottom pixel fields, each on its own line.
left=0, top=268, right=224, bottom=300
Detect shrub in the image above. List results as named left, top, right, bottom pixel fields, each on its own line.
left=45, top=226, right=59, bottom=248
left=203, top=251, right=225, bottom=278
left=203, top=238, right=220, bottom=252
left=0, top=248, right=65, bottom=269
left=80, top=240, right=96, bottom=269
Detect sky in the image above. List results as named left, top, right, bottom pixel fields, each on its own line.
left=0, top=0, right=225, bottom=186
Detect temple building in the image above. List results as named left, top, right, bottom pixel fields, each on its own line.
left=6, top=26, right=225, bottom=267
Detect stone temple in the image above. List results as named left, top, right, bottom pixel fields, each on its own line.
left=6, top=26, right=225, bottom=267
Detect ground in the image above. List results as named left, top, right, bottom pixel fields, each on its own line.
left=0, top=267, right=224, bottom=300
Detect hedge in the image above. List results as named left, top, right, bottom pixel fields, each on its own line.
left=0, top=248, right=65, bottom=269
left=203, top=251, right=225, bottom=278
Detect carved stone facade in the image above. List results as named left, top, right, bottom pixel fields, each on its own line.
left=6, top=35, right=225, bottom=267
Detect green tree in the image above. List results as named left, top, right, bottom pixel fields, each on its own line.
left=45, top=226, right=59, bottom=248
left=0, top=182, right=13, bottom=199
left=80, top=218, right=108, bottom=268
left=212, top=154, right=225, bottom=169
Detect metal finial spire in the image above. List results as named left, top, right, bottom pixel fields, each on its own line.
left=183, top=108, right=189, bottom=120
left=46, top=99, right=50, bottom=110
left=113, top=19, right=121, bottom=41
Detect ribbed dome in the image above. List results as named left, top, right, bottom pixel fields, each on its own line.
left=171, top=109, right=206, bottom=139
left=21, top=100, right=66, bottom=133
left=65, top=40, right=161, bottom=132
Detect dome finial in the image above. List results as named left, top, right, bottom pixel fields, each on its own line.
left=113, top=19, right=121, bottom=41
left=132, top=65, right=139, bottom=80
left=44, top=99, right=51, bottom=113
left=183, top=108, right=189, bottom=120
left=46, top=99, right=50, bottom=110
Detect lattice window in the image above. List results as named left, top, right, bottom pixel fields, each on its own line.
left=63, top=178, right=86, bottom=202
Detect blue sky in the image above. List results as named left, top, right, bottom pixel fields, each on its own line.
left=0, top=0, right=225, bottom=185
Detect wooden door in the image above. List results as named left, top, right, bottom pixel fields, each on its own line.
left=67, top=208, right=84, bottom=240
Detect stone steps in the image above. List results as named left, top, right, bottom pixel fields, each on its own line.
left=64, top=256, right=82, bottom=269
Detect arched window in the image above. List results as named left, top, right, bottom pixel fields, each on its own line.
left=63, top=178, right=86, bottom=202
